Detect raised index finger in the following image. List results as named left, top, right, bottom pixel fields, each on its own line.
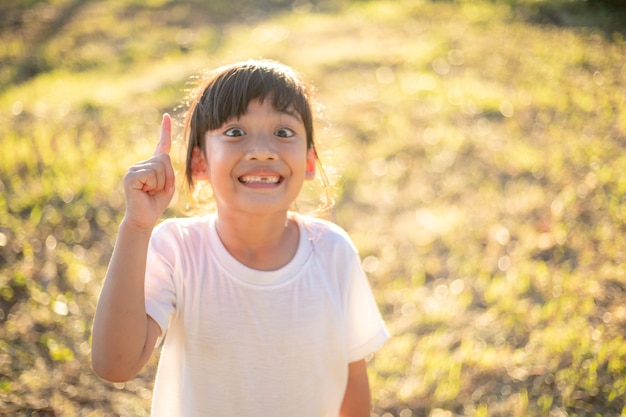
left=153, top=113, right=172, bottom=156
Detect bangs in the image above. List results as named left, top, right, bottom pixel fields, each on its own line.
left=201, top=61, right=312, bottom=133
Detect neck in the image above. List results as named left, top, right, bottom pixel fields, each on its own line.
left=215, top=210, right=299, bottom=271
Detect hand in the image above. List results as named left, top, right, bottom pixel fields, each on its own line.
left=122, top=113, right=176, bottom=230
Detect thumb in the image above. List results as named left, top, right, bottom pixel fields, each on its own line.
left=153, top=113, right=172, bottom=156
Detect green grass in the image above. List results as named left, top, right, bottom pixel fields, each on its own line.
left=1, top=0, right=626, bottom=415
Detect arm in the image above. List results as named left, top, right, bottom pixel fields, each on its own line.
left=339, top=359, right=372, bottom=417
left=91, top=222, right=162, bottom=381
left=91, top=114, right=175, bottom=382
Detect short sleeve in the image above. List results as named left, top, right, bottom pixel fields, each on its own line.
left=144, top=221, right=178, bottom=337
left=346, top=256, right=390, bottom=362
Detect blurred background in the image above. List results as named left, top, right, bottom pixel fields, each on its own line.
left=1, top=0, right=626, bottom=415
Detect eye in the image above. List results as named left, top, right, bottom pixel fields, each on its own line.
left=275, top=128, right=295, bottom=138
left=225, top=127, right=245, bottom=137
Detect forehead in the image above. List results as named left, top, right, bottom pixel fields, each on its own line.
left=236, top=99, right=302, bottom=120
left=219, top=100, right=302, bottom=130
left=213, top=95, right=304, bottom=129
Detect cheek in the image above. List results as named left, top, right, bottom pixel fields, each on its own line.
left=205, top=147, right=235, bottom=180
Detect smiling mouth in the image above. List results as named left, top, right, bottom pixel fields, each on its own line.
left=239, top=175, right=282, bottom=184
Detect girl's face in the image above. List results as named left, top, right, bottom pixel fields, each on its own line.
left=192, top=99, right=316, bottom=216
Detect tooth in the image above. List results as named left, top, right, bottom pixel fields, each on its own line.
left=241, top=176, right=279, bottom=184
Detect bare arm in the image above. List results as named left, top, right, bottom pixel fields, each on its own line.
left=339, top=359, right=372, bottom=417
left=91, top=114, right=175, bottom=382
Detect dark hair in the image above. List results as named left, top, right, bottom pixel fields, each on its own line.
left=184, top=59, right=316, bottom=188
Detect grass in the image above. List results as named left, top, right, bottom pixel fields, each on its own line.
left=1, top=0, right=626, bottom=415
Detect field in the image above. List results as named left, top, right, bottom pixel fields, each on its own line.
left=1, top=0, right=626, bottom=415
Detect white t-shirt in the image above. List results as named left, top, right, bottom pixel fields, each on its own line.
left=144, top=214, right=389, bottom=417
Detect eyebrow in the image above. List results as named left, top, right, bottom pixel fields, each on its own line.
left=225, top=108, right=303, bottom=127
left=279, top=106, right=302, bottom=121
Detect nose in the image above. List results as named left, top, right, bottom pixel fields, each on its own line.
left=245, top=134, right=277, bottom=161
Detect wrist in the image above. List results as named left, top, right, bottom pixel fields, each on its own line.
left=119, top=217, right=157, bottom=237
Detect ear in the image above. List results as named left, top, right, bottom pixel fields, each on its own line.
left=191, top=147, right=210, bottom=181
left=305, top=147, right=316, bottom=180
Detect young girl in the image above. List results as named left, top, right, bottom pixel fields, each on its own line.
left=91, top=59, right=389, bottom=417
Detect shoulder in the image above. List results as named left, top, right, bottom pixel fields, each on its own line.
left=154, top=215, right=213, bottom=233
left=296, top=215, right=359, bottom=255
left=151, top=215, right=214, bottom=249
